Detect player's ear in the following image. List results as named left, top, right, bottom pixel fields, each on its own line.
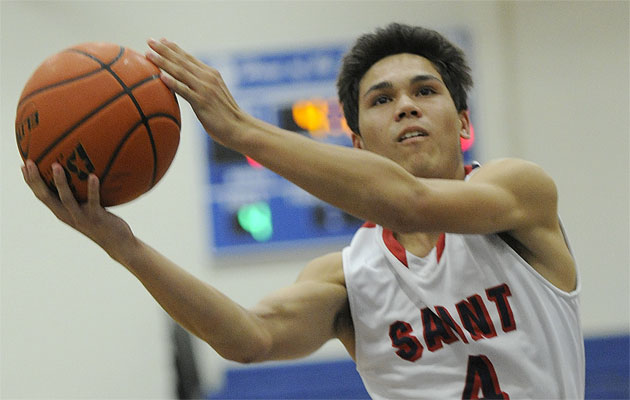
left=352, top=133, right=364, bottom=149
left=459, top=110, right=471, bottom=140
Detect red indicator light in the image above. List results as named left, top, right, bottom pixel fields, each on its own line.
left=246, top=156, right=263, bottom=169
left=461, top=117, right=475, bottom=152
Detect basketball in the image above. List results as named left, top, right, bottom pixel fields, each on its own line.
left=15, top=42, right=181, bottom=206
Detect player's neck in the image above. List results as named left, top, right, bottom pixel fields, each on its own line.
left=393, top=231, right=443, bottom=259
left=414, top=160, right=467, bottom=181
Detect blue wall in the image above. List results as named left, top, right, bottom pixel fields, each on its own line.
left=584, top=335, right=630, bottom=399
left=208, top=335, right=629, bottom=399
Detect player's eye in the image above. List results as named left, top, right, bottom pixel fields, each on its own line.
left=417, top=87, right=436, bottom=96
left=372, top=95, right=391, bottom=106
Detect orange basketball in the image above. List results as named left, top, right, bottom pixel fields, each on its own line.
left=15, top=42, right=181, bottom=206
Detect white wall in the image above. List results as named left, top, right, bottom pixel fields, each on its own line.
left=1, top=1, right=627, bottom=398
left=504, top=1, right=629, bottom=335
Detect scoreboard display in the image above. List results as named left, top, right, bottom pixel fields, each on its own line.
left=203, top=33, right=475, bottom=255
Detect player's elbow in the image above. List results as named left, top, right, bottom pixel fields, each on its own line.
left=239, top=333, right=274, bottom=364
left=221, top=349, right=267, bottom=365
left=201, top=325, right=273, bottom=364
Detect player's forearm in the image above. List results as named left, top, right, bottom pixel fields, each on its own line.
left=109, top=238, right=272, bottom=363
left=230, top=118, right=425, bottom=232
left=147, top=39, right=424, bottom=232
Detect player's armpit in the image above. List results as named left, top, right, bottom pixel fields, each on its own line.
left=248, top=252, right=348, bottom=362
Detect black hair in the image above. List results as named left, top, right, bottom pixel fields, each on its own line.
left=337, top=23, right=473, bottom=135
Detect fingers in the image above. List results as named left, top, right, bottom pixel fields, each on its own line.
left=146, top=38, right=222, bottom=105
left=87, top=174, right=101, bottom=209
left=157, top=67, right=196, bottom=104
left=23, top=160, right=106, bottom=227
left=146, top=53, right=194, bottom=102
left=22, top=160, right=71, bottom=222
left=148, top=38, right=206, bottom=72
left=146, top=39, right=199, bottom=97
left=52, top=162, right=82, bottom=215
left=146, top=37, right=245, bottom=144
left=157, top=38, right=206, bottom=69
left=23, top=160, right=56, bottom=203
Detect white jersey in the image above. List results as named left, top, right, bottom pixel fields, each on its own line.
left=342, top=222, right=584, bottom=399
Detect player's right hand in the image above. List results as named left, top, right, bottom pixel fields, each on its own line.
left=146, top=38, right=253, bottom=149
left=21, top=160, right=136, bottom=259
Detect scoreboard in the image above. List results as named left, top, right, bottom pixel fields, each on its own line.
left=202, top=34, right=475, bottom=255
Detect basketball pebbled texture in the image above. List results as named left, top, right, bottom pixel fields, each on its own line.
left=15, top=42, right=181, bottom=206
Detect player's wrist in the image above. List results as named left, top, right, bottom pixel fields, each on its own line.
left=98, top=230, right=141, bottom=266
left=212, top=113, right=271, bottom=156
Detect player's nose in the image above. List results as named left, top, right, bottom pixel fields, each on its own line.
left=395, top=95, right=421, bottom=121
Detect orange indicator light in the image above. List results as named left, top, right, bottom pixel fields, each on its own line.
left=292, top=99, right=329, bottom=136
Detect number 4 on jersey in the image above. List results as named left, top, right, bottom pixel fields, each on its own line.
left=462, top=355, right=510, bottom=399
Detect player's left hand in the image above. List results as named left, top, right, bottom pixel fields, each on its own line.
left=21, top=160, right=135, bottom=259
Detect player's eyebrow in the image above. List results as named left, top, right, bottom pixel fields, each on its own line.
left=410, top=74, right=443, bottom=86
left=362, top=81, right=393, bottom=99
left=362, top=74, right=444, bottom=99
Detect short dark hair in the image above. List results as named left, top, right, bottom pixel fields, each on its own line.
left=337, top=23, right=473, bottom=135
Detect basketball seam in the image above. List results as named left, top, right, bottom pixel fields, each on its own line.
left=99, top=113, right=180, bottom=191
left=33, top=75, right=158, bottom=164
left=17, top=47, right=125, bottom=107
left=73, top=47, right=161, bottom=189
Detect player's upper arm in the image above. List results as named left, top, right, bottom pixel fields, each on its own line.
left=247, top=252, right=347, bottom=362
left=400, top=158, right=559, bottom=235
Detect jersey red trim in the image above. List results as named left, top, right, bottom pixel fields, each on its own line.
left=382, top=228, right=408, bottom=268
left=436, top=233, right=446, bottom=263
left=371, top=165, right=476, bottom=266
left=383, top=229, right=445, bottom=266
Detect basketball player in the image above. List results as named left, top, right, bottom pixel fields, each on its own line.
left=22, top=23, right=584, bottom=398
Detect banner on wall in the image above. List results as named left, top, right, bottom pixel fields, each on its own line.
left=201, top=30, right=476, bottom=255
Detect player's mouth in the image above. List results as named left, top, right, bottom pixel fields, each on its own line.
left=398, top=127, right=429, bottom=142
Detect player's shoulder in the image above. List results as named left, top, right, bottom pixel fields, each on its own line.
left=469, top=158, right=558, bottom=197
left=471, top=157, right=551, bottom=179
left=297, top=251, right=345, bottom=286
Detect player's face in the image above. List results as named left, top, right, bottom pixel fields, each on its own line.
left=354, top=53, right=470, bottom=179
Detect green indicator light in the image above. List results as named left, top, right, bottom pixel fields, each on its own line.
left=237, top=202, right=273, bottom=242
